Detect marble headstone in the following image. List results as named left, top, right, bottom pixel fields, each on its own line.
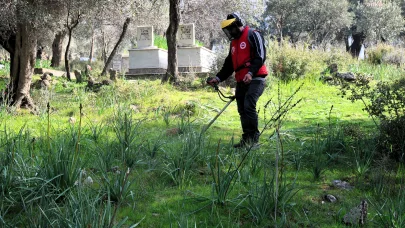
left=112, top=54, right=122, bottom=71
left=137, top=26, right=154, bottom=48
left=178, top=24, right=195, bottom=47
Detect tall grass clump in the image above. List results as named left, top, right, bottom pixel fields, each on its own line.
left=370, top=183, right=405, bottom=227
left=207, top=139, right=242, bottom=206
left=100, top=167, right=134, bottom=210
left=306, top=120, right=345, bottom=181
left=61, top=188, right=133, bottom=227
left=140, top=137, right=165, bottom=171
left=40, top=138, right=82, bottom=194
left=351, top=137, right=376, bottom=180
left=163, top=121, right=205, bottom=188
left=244, top=171, right=299, bottom=226
left=112, top=108, right=143, bottom=168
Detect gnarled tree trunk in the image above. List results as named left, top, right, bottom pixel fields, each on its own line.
left=9, top=22, right=37, bottom=109
left=65, top=27, right=74, bottom=81
left=162, top=0, right=180, bottom=84
left=51, top=30, right=66, bottom=68
left=101, top=17, right=131, bottom=76
left=64, top=12, right=81, bottom=82
left=89, top=30, right=94, bottom=63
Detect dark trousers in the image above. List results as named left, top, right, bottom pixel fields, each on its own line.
left=235, top=80, right=265, bottom=143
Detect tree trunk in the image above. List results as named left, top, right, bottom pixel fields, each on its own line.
left=51, top=30, right=66, bottom=68
left=9, top=22, right=37, bottom=109
left=162, top=0, right=180, bottom=84
left=65, top=28, right=73, bottom=81
left=101, top=29, right=108, bottom=64
left=89, top=30, right=94, bottom=63
left=349, top=32, right=365, bottom=58
left=64, top=12, right=81, bottom=81
left=101, top=17, right=131, bottom=76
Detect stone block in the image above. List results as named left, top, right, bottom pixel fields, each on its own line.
left=128, top=48, right=168, bottom=75
left=177, top=46, right=215, bottom=73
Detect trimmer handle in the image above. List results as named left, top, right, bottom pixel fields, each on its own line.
left=206, top=77, right=219, bottom=90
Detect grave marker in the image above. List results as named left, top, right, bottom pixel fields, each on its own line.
left=178, top=24, right=195, bottom=47
left=137, top=26, right=154, bottom=48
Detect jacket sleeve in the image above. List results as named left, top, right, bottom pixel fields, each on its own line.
left=216, top=45, right=234, bottom=82
left=248, top=30, right=266, bottom=76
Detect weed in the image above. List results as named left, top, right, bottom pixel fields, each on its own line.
left=208, top=139, right=241, bottom=206
left=163, top=130, right=204, bottom=188
left=370, top=186, right=405, bottom=227
left=140, top=137, right=165, bottom=170
left=351, top=138, right=376, bottom=179
left=308, top=125, right=330, bottom=181
left=244, top=171, right=299, bottom=225
left=85, top=118, right=105, bottom=142
left=40, top=142, right=82, bottom=194
left=112, top=108, right=143, bottom=166
left=101, top=167, right=133, bottom=204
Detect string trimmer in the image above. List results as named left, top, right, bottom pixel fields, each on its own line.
left=201, top=77, right=236, bottom=133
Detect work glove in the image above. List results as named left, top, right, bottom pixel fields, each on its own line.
left=206, top=77, right=219, bottom=87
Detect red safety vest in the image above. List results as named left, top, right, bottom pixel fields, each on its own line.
left=231, top=26, right=268, bottom=82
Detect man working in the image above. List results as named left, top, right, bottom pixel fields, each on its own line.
left=208, top=13, right=268, bottom=148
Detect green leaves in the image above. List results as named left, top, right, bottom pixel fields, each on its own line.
left=355, top=2, right=405, bottom=42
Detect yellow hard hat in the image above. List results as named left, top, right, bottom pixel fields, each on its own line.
left=221, top=18, right=236, bottom=29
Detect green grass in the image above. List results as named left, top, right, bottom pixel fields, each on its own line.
left=1, top=48, right=405, bottom=227
left=154, top=35, right=204, bottom=50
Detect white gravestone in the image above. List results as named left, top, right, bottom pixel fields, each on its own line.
left=112, top=54, right=122, bottom=71
left=178, top=24, right=195, bottom=47
left=137, top=26, right=154, bottom=48
left=177, top=23, right=215, bottom=72
left=358, top=44, right=365, bottom=60
left=128, top=26, right=167, bottom=75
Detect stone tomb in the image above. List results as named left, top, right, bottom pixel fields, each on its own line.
left=128, top=26, right=168, bottom=74
left=177, top=24, right=215, bottom=73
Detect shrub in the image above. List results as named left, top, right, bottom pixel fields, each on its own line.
left=341, top=76, right=405, bottom=162
left=268, top=41, right=327, bottom=81
left=367, top=44, right=394, bottom=65
left=270, top=42, right=309, bottom=81
left=382, top=48, right=405, bottom=67
left=378, top=116, right=405, bottom=162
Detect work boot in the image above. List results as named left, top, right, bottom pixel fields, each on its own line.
left=233, top=140, right=246, bottom=148
left=233, top=138, right=260, bottom=149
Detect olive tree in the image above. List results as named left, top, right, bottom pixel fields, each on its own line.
left=181, top=0, right=266, bottom=47
left=355, top=1, right=405, bottom=43
left=0, top=0, right=62, bottom=109
left=265, top=0, right=352, bottom=45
